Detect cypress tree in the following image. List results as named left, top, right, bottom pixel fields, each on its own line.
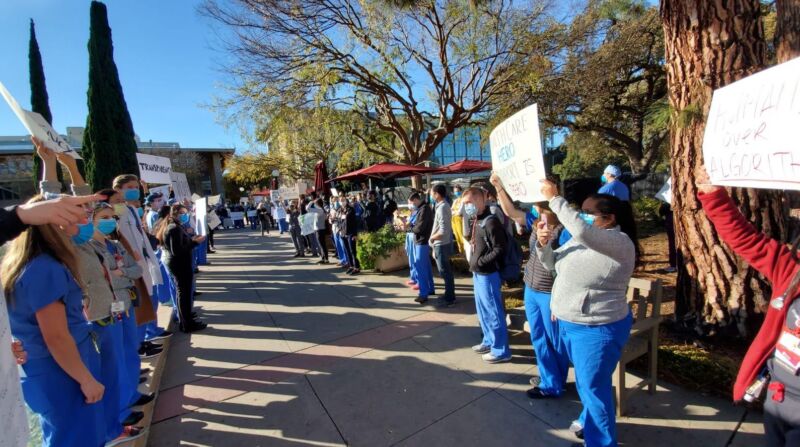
left=83, top=1, right=139, bottom=191
left=28, top=19, right=63, bottom=187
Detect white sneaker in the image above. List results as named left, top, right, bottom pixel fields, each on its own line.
left=482, top=353, right=511, bottom=363
left=471, top=344, right=490, bottom=354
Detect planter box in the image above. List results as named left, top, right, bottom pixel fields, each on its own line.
left=374, top=246, right=408, bottom=273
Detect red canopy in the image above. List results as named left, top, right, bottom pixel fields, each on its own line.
left=314, top=160, right=331, bottom=196
left=329, top=162, right=438, bottom=182
left=435, top=159, right=492, bottom=174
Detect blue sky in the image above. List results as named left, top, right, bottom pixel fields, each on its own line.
left=0, top=0, right=246, bottom=150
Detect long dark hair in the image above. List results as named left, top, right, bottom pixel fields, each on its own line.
left=155, top=204, right=186, bottom=244
left=587, top=193, right=641, bottom=263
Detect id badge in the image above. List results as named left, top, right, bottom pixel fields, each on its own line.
left=111, top=301, right=125, bottom=313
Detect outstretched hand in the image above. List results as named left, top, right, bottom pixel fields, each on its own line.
left=695, top=168, right=721, bottom=194
left=16, top=194, right=105, bottom=227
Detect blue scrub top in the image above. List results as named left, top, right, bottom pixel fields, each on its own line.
left=8, top=254, right=91, bottom=361
left=598, top=180, right=630, bottom=201
left=525, top=210, right=572, bottom=245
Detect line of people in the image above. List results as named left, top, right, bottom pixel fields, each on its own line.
left=0, top=137, right=211, bottom=447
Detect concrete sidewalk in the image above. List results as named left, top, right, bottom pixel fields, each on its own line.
left=149, top=230, right=765, bottom=447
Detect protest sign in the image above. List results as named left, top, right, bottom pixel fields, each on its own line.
left=703, top=57, right=800, bottom=190
left=208, top=194, right=222, bottom=206
left=270, top=190, right=281, bottom=202
left=247, top=210, right=257, bottom=218
left=207, top=210, right=221, bottom=229
left=149, top=185, right=170, bottom=199
left=253, top=195, right=264, bottom=203
left=0, top=81, right=80, bottom=159
left=195, top=197, right=208, bottom=236
left=229, top=211, right=244, bottom=220
left=192, top=193, right=203, bottom=202
left=299, top=213, right=315, bottom=236
left=170, top=172, right=191, bottom=203
left=330, top=187, right=339, bottom=197
left=490, top=104, right=547, bottom=202
left=655, top=178, right=672, bottom=204
left=136, top=153, right=172, bottom=184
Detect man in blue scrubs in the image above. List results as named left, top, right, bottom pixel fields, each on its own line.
left=598, top=165, right=630, bottom=201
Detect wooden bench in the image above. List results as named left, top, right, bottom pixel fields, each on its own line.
left=614, top=277, right=663, bottom=417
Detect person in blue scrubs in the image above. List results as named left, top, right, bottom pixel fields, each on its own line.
left=404, top=199, right=420, bottom=287
left=2, top=210, right=105, bottom=447
left=537, top=182, right=638, bottom=447
left=598, top=165, right=630, bottom=202
left=407, top=193, right=435, bottom=303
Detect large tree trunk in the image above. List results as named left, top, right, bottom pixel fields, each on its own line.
left=776, top=0, right=800, bottom=232
left=661, top=0, right=788, bottom=337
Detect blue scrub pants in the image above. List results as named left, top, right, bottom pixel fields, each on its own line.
left=277, top=219, right=288, bottom=233
left=20, top=337, right=104, bottom=447
left=473, top=272, right=510, bottom=358
left=120, top=310, right=141, bottom=416
left=524, top=286, right=569, bottom=395
left=196, top=240, right=208, bottom=265
left=334, top=233, right=347, bottom=264
left=93, top=322, right=124, bottom=442
left=405, top=233, right=418, bottom=284
left=413, top=244, right=435, bottom=298
left=560, top=313, right=632, bottom=447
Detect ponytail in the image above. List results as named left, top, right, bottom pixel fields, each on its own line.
left=587, top=193, right=641, bottom=264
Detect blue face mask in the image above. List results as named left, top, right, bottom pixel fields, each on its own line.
left=137, top=207, right=144, bottom=217
left=179, top=213, right=190, bottom=225
left=333, top=202, right=341, bottom=210
left=409, top=204, right=418, bottom=211
left=72, top=222, right=94, bottom=245
left=579, top=212, right=596, bottom=226
left=123, top=188, right=140, bottom=201
left=97, top=218, right=117, bottom=235
left=464, top=203, right=477, bottom=217
left=600, top=175, right=608, bottom=184
left=454, top=191, right=462, bottom=198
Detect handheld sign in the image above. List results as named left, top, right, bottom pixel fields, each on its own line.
left=655, top=178, right=672, bottom=204
left=195, top=197, right=208, bottom=236
left=0, top=81, right=81, bottom=159
left=170, top=172, right=192, bottom=203
left=703, top=56, right=800, bottom=190
left=490, top=104, right=547, bottom=202
left=136, top=153, right=173, bottom=184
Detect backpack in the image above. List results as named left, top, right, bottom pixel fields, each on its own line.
left=479, top=213, right=522, bottom=282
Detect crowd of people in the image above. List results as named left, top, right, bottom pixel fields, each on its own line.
left=2, top=151, right=799, bottom=447
left=0, top=137, right=214, bottom=446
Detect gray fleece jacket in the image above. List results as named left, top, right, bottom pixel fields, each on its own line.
left=536, top=196, right=635, bottom=325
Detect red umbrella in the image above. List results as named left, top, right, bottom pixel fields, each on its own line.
left=435, top=159, right=492, bottom=174
left=329, top=162, right=438, bottom=182
left=314, top=160, right=332, bottom=196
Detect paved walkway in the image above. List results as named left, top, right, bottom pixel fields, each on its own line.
left=149, top=230, right=765, bottom=447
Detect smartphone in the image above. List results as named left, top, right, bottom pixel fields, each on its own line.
left=541, top=213, right=549, bottom=226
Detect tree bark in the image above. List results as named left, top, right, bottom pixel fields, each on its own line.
left=661, top=0, right=787, bottom=337
left=775, top=0, right=800, bottom=234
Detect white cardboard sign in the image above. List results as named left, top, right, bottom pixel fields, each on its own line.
left=195, top=197, right=208, bottom=236
left=207, top=210, right=221, bottom=229
left=170, top=172, right=192, bottom=203
left=703, top=56, right=800, bottom=190
left=0, top=81, right=81, bottom=159
left=489, top=104, right=547, bottom=202
left=655, top=178, right=672, bottom=204
left=136, top=153, right=173, bottom=184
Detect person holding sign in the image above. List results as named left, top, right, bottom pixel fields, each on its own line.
left=536, top=180, right=639, bottom=447
left=696, top=169, right=800, bottom=446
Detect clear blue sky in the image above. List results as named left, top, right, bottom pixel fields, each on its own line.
left=0, top=0, right=245, bottom=150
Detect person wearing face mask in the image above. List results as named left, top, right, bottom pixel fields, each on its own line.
left=310, top=198, right=330, bottom=264
left=144, top=192, right=164, bottom=233
left=450, top=185, right=465, bottom=254
left=363, top=191, right=383, bottom=232
left=406, top=193, right=435, bottom=303
left=429, top=184, right=456, bottom=307
left=382, top=193, right=398, bottom=226
left=287, top=201, right=307, bottom=257
left=462, top=186, right=511, bottom=363
left=329, top=198, right=347, bottom=264
left=257, top=202, right=271, bottom=236
left=341, top=198, right=361, bottom=275
left=156, top=205, right=207, bottom=333
left=403, top=196, right=420, bottom=288
left=536, top=180, right=639, bottom=447
left=598, top=165, right=630, bottom=202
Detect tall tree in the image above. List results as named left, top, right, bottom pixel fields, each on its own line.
left=661, top=0, right=788, bottom=336
left=82, top=1, right=139, bottom=191
left=204, top=0, right=549, bottom=185
left=28, top=19, right=63, bottom=186
left=776, top=0, right=800, bottom=62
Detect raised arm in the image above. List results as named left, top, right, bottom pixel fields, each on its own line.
left=489, top=173, right=527, bottom=226
left=55, top=152, right=92, bottom=196
left=548, top=196, right=633, bottom=262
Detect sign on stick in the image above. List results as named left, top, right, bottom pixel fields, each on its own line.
left=136, top=153, right=173, bottom=184
left=489, top=104, right=547, bottom=202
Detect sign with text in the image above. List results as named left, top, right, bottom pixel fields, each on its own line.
left=136, top=153, right=172, bottom=184
left=270, top=190, right=281, bottom=202
left=195, top=197, right=208, bottom=236
left=489, top=104, right=547, bottom=203
left=149, top=185, right=170, bottom=200
left=208, top=194, right=222, bottom=206
left=703, top=57, right=800, bottom=190
left=0, top=81, right=81, bottom=159
left=207, top=210, right=221, bottom=229
left=170, top=172, right=192, bottom=203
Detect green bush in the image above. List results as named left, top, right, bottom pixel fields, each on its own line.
left=356, top=225, right=406, bottom=270
left=632, top=196, right=662, bottom=223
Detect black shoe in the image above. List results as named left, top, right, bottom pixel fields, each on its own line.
left=434, top=299, right=455, bottom=308
left=181, top=321, right=208, bottom=333
left=345, top=268, right=355, bottom=275
left=575, top=429, right=584, bottom=440
left=142, top=341, right=163, bottom=350
left=138, top=345, right=163, bottom=359
left=149, top=330, right=173, bottom=341
left=194, top=291, right=203, bottom=296
left=414, top=296, right=429, bottom=304
left=122, top=411, right=144, bottom=427
left=293, top=253, right=300, bottom=258
left=194, top=268, right=200, bottom=274
left=140, top=368, right=151, bottom=376
left=316, top=260, right=325, bottom=265
left=526, top=387, right=558, bottom=400
left=133, top=392, right=156, bottom=407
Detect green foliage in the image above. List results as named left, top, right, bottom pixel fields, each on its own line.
left=552, top=132, right=630, bottom=180
left=356, top=224, right=406, bottom=270
left=632, top=196, right=662, bottom=223
left=83, top=1, right=139, bottom=191
left=28, top=20, right=62, bottom=187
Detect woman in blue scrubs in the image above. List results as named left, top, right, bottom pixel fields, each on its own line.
left=404, top=199, right=419, bottom=287
left=1, top=198, right=105, bottom=447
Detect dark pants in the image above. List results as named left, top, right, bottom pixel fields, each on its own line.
left=316, top=229, right=329, bottom=261
left=260, top=217, right=270, bottom=235
left=765, top=379, right=800, bottom=446
left=433, top=243, right=455, bottom=302
left=207, top=226, right=215, bottom=250
left=169, top=260, right=195, bottom=329
left=665, top=212, right=677, bottom=268
left=344, top=235, right=360, bottom=269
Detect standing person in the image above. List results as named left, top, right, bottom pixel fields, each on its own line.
left=156, top=205, right=207, bottom=333
left=382, top=192, right=398, bottom=226
left=696, top=172, right=800, bottom=447
left=1, top=196, right=105, bottom=447
left=257, top=202, right=270, bottom=236
left=144, top=192, right=164, bottom=233
left=363, top=191, right=383, bottom=232
left=329, top=198, right=347, bottom=265
left=287, top=201, right=306, bottom=257
left=404, top=198, right=420, bottom=288
left=274, top=200, right=289, bottom=234
left=311, top=199, right=330, bottom=264
left=536, top=181, right=638, bottom=447
left=342, top=198, right=361, bottom=275
left=451, top=185, right=465, bottom=254
left=407, top=193, right=435, bottom=304
left=461, top=186, right=511, bottom=363
left=658, top=201, right=677, bottom=273
left=429, top=184, right=456, bottom=307
left=598, top=165, right=630, bottom=201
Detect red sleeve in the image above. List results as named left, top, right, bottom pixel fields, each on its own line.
left=698, top=189, right=796, bottom=287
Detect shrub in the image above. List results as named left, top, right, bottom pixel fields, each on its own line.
left=632, top=196, right=663, bottom=223
left=356, top=224, right=406, bottom=270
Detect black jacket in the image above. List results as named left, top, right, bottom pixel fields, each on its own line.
left=469, top=209, right=507, bottom=274
left=1, top=206, right=27, bottom=245
left=341, top=205, right=359, bottom=237
left=161, top=223, right=198, bottom=270
left=383, top=199, right=397, bottom=217
left=411, top=204, right=434, bottom=245
left=363, top=201, right=383, bottom=232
